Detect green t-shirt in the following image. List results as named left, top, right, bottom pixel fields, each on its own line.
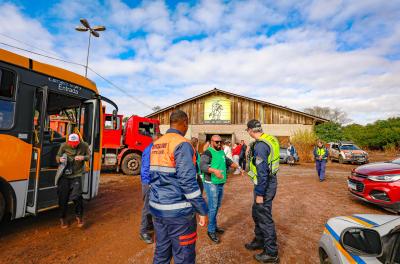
left=207, top=147, right=228, bottom=184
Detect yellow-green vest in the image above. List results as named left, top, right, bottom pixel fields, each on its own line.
left=248, top=134, right=280, bottom=185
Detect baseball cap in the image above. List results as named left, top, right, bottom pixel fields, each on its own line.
left=68, top=133, right=80, bottom=142
left=246, top=119, right=262, bottom=130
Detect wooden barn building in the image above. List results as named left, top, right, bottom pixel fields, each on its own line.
left=146, top=88, right=327, bottom=146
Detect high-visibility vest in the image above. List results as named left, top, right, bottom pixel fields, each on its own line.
left=316, top=147, right=327, bottom=159
left=150, top=133, right=196, bottom=173
left=248, top=133, right=280, bottom=185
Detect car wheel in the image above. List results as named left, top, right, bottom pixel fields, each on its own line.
left=121, top=153, right=141, bottom=175
left=339, top=156, right=344, bottom=164
left=319, top=248, right=332, bottom=264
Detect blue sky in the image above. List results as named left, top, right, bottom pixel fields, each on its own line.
left=0, top=0, right=399, bottom=124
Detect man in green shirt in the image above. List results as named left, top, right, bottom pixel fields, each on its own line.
left=56, top=133, right=90, bottom=229
left=200, top=135, right=242, bottom=243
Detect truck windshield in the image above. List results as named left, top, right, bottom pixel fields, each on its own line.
left=139, top=122, right=155, bottom=137
left=340, top=145, right=360, bottom=150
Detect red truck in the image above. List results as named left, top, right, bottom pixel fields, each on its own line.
left=102, top=113, right=160, bottom=175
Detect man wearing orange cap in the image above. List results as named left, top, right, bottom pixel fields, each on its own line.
left=56, top=133, right=90, bottom=229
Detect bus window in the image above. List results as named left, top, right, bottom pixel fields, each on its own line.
left=0, top=68, right=16, bottom=129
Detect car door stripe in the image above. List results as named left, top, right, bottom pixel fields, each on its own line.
left=325, top=224, right=366, bottom=264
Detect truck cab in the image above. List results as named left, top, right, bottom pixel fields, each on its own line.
left=101, top=114, right=160, bottom=175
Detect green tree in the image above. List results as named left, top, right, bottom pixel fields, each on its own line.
left=315, top=122, right=344, bottom=142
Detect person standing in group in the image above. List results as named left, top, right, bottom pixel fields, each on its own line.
left=149, top=110, right=208, bottom=264
left=286, top=142, right=297, bottom=166
left=139, top=133, right=162, bottom=244
left=56, top=133, right=90, bottom=229
left=313, top=140, right=328, bottom=182
left=244, top=120, right=280, bottom=263
left=239, top=140, right=248, bottom=170
left=232, top=142, right=242, bottom=174
left=191, top=137, right=204, bottom=194
left=200, top=135, right=242, bottom=244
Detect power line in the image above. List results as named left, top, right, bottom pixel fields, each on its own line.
left=0, top=41, right=154, bottom=110
left=0, top=32, right=62, bottom=58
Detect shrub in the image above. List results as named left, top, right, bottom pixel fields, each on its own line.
left=291, top=129, right=318, bottom=163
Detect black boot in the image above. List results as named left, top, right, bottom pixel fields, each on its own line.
left=139, top=233, right=154, bottom=244
left=207, top=232, right=220, bottom=243
left=254, top=251, right=279, bottom=263
left=215, top=227, right=225, bottom=234
left=245, top=238, right=263, bottom=250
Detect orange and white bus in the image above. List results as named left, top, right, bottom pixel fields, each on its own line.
left=0, top=48, right=117, bottom=222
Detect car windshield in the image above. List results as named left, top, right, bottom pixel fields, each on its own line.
left=392, top=158, right=400, bottom=165
left=340, top=145, right=360, bottom=150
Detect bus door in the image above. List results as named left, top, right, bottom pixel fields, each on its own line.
left=26, top=86, right=48, bottom=215
left=80, top=99, right=98, bottom=200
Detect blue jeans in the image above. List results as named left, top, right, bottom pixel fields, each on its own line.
left=203, top=182, right=224, bottom=233
left=316, top=160, right=327, bottom=180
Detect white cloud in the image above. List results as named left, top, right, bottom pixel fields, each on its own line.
left=1, top=0, right=399, bottom=125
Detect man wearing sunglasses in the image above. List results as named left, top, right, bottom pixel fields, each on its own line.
left=200, top=135, right=242, bottom=243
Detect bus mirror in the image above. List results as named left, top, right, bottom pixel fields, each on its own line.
left=112, top=109, right=117, bottom=120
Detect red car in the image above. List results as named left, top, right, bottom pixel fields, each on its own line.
left=347, top=158, right=400, bottom=213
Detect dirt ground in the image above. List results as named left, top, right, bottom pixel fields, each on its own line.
left=0, top=152, right=398, bottom=264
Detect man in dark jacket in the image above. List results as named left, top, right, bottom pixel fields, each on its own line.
left=56, top=133, right=90, bottom=229
left=245, top=120, right=280, bottom=263
left=201, top=134, right=241, bottom=243
left=149, top=110, right=208, bottom=264
left=239, top=140, right=248, bottom=170
left=139, top=133, right=162, bottom=244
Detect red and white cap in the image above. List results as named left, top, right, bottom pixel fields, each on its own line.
left=68, top=133, right=80, bottom=142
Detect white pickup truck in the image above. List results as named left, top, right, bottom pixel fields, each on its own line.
left=319, top=214, right=400, bottom=263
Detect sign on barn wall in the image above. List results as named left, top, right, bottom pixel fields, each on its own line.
left=204, top=97, right=231, bottom=124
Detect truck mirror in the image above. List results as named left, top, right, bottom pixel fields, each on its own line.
left=340, top=227, right=382, bottom=256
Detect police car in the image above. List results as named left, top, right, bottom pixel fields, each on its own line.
left=319, top=214, right=400, bottom=263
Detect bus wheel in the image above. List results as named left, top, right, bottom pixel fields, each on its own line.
left=121, top=153, right=141, bottom=176
left=0, top=192, right=5, bottom=223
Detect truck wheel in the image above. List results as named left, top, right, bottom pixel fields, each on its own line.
left=0, top=192, right=5, bottom=223
left=121, top=153, right=141, bottom=175
left=339, top=156, right=344, bottom=164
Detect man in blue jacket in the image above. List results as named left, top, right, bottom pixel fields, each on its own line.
left=313, top=140, right=328, bottom=182
left=149, top=110, right=208, bottom=264
left=139, top=133, right=162, bottom=244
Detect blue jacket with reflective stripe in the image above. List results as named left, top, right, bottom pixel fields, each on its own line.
left=149, top=129, right=208, bottom=218
left=140, top=143, right=152, bottom=184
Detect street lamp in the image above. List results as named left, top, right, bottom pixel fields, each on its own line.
left=75, top=18, right=106, bottom=77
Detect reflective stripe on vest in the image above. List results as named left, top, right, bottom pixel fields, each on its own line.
left=248, top=133, right=280, bottom=184
left=149, top=201, right=192, bottom=210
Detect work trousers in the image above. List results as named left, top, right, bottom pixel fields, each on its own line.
left=252, top=175, right=278, bottom=256
left=57, top=176, right=83, bottom=219
left=204, top=182, right=224, bottom=233
left=239, top=157, right=246, bottom=170
left=316, top=160, right=327, bottom=180
left=140, top=184, right=153, bottom=234
left=153, top=213, right=197, bottom=264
